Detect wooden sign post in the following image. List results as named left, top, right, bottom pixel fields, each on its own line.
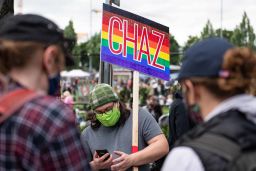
left=132, top=70, right=139, bottom=171
left=100, top=4, right=170, bottom=170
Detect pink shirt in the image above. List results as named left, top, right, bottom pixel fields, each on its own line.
left=63, top=96, right=74, bottom=109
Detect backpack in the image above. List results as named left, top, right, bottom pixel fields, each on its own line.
left=0, top=89, right=40, bottom=124
left=184, top=133, right=256, bottom=171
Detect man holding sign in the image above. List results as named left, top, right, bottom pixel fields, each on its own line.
left=84, top=3, right=170, bottom=170
left=81, top=84, right=168, bottom=170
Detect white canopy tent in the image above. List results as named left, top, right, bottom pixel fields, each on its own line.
left=61, top=69, right=90, bottom=78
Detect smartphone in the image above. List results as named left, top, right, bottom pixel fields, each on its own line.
left=96, top=149, right=110, bottom=160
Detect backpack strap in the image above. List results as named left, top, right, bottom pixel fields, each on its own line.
left=183, top=133, right=241, bottom=161
left=0, top=89, right=40, bottom=124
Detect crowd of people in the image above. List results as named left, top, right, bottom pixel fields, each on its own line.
left=1, top=13, right=256, bottom=171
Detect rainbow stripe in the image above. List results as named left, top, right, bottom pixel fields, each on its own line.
left=101, top=4, right=170, bottom=80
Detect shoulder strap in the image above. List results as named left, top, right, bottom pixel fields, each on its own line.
left=0, top=89, right=40, bottom=124
left=183, top=133, right=241, bottom=161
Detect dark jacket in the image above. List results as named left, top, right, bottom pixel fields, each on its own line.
left=176, top=110, right=256, bottom=171
left=168, top=92, right=191, bottom=148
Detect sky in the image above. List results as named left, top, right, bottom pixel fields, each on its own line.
left=15, top=0, right=256, bottom=46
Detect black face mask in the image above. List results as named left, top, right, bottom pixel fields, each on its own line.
left=187, top=103, right=203, bottom=124
left=182, top=82, right=204, bottom=124
left=48, top=73, right=60, bottom=96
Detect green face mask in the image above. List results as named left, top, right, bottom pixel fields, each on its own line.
left=96, top=107, right=121, bottom=127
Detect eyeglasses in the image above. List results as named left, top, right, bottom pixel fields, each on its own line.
left=94, top=102, right=115, bottom=115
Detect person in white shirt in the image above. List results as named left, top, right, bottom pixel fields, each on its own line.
left=162, top=38, right=256, bottom=171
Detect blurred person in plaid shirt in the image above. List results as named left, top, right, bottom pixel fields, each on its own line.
left=0, top=14, right=90, bottom=170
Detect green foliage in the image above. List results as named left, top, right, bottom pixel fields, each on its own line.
left=183, top=20, right=215, bottom=51
left=72, top=42, right=90, bottom=69
left=215, top=29, right=234, bottom=40
left=183, top=13, right=256, bottom=51
left=230, top=12, right=256, bottom=49
left=86, top=33, right=101, bottom=70
left=170, top=35, right=181, bottom=65
left=63, top=21, right=101, bottom=71
left=63, top=20, right=78, bottom=69
left=70, top=44, right=82, bottom=69
left=162, top=105, right=169, bottom=115
left=73, top=33, right=101, bottom=71
left=161, top=124, right=169, bottom=138
left=64, top=20, right=77, bottom=40
left=118, top=87, right=131, bottom=104
left=183, top=35, right=200, bottom=52
left=85, top=33, right=101, bottom=55
left=70, top=33, right=101, bottom=70
left=64, top=20, right=77, bottom=51
left=80, top=43, right=90, bottom=68
left=139, top=87, right=150, bottom=106
left=200, top=20, right=215, bottom=39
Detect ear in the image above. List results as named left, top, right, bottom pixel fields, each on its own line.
left=183, top=80, right=197, bottom=105
left=42, top=46, right=59, bottom=76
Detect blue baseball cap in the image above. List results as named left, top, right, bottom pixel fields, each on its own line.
left=178, top=37, right=234, bottom=80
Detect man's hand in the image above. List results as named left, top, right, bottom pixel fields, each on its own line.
left=111, top=151, right=134, bottom=171
left=90, top=151, right=113, bottom=171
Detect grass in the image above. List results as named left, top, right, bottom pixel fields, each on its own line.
left=162, top=105, right=169, bottom=115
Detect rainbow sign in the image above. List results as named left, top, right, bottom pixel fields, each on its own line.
left=101, top=4, right=170, bottom=80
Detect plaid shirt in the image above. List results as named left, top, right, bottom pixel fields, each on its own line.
left=0, top=82, right=90, bottom=171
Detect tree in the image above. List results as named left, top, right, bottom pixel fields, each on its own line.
left=230, top=12, right=256, bottom=49
left=63, top=20, right=80, bottom=69
left=183, top=20, right=214, bottom=52
left=183, top=20, right=215, bottom=50
left=64, top=20, right=77, bottom=50
left=71, top=43, right=86, bottom=69
left=169, top=35, right=181, bottom=65
left=182, top=12, right=256, bottom=53
left=200, top=20, right=215, bottom=39
left=64, top=20, right=77, bottom=40
left=215, top=29, right=234, bottom=41
left=79, top=42, right=90, bottom=68
left=183, top=35, right=200, bottom=52
left=85, top=33, right=101, bottom=71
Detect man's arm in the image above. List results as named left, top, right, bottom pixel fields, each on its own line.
left=130, top=134, right=169, bottom=166
left=111, top=108, right=168, bottom=170
left=111, top=134, right=169, bottom=170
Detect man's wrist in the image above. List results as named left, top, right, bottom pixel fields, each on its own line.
left=90, top=161, right=98, bottom=171
left=129, top=153, right=137, bottom=167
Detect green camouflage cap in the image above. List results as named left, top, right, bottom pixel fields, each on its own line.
left=89, top=83, right=119, bottom=110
